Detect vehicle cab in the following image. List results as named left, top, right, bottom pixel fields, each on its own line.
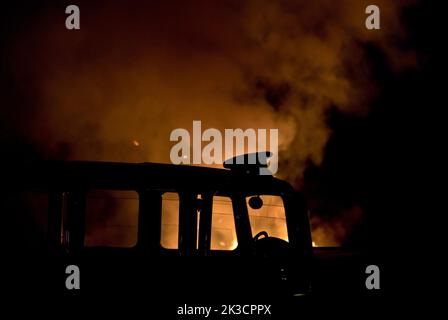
left=4, top=154, right=312, bottom=297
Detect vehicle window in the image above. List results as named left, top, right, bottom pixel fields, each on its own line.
left=160, top=192, right=180, bottom=249
left=246, top=195, right=288, bottom=242
left=85, top=190, right=138, bottom=247
left=211, top=196, right=237, bottom=250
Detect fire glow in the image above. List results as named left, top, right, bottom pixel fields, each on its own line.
left=7, top=1, right=415, bottom=248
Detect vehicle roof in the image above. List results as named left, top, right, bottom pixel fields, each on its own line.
left=5, top=161, right=295, bottom=195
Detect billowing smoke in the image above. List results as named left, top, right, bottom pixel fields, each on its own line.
left=238, top=0, right=416, bottom=184
left=311, top=205, right=363, bottom=247
left=4, top=0, right=417, bottom=246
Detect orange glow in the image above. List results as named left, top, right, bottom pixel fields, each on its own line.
left=10, top=1, right=411, bottom=248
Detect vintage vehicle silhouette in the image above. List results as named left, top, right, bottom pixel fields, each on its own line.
left=4, top=153, right=314, bottom=297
